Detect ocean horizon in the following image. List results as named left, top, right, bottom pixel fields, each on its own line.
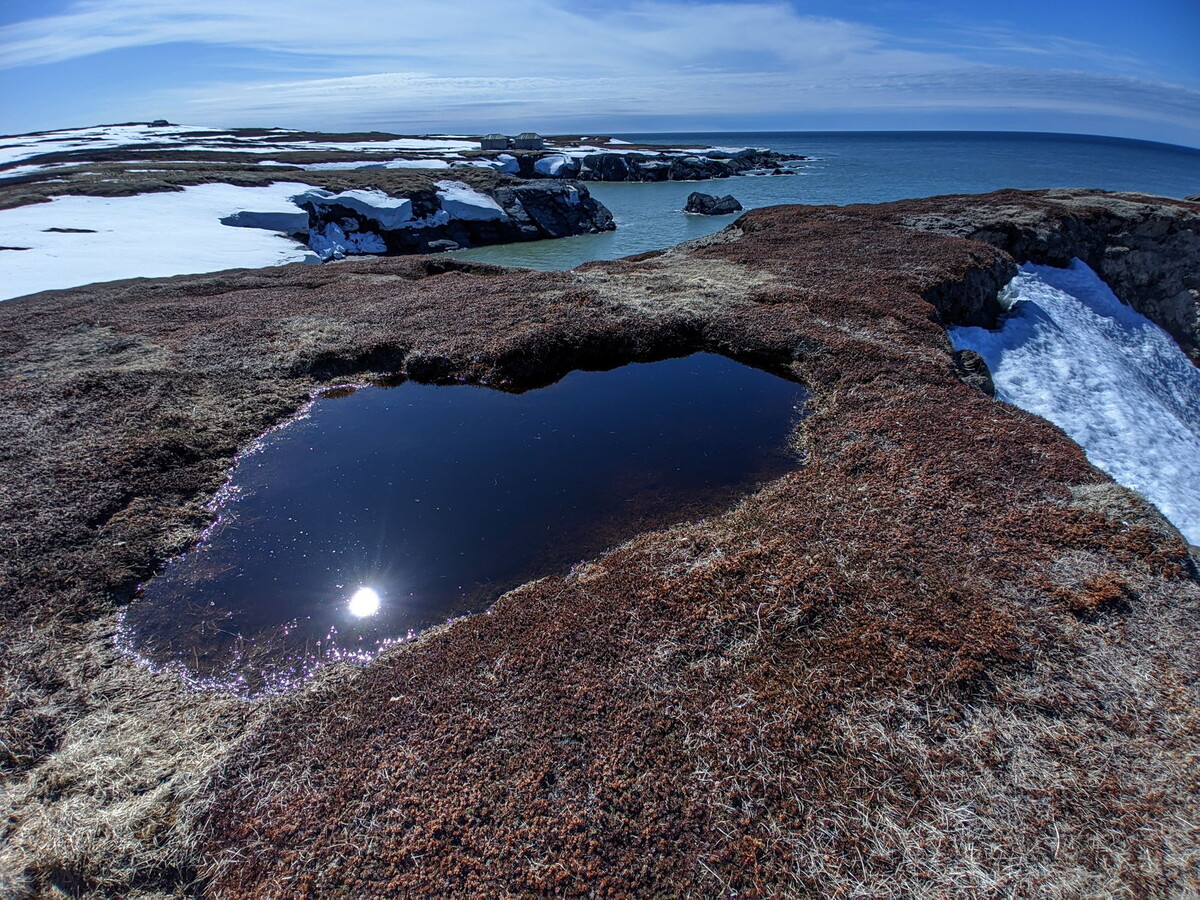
left=452, top=129, right=1200, bottom=270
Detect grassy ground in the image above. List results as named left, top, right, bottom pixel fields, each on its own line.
left=0, top=157, right=510, bottom=212
left=0, top=191, right=1197, bottom=898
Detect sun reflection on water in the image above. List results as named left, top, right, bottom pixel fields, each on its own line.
left=348, top=586, right=382, bottom=618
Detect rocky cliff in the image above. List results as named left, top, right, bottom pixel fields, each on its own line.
left=0, top=190, right=1196, bottom=899
left=290, top=179, right=614, bottom=257
left=896, top=188, right=1200, bottom=362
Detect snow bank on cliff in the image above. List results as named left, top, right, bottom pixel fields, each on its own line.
left=951, top=260, right=1200, bottom=544
left=434, top=180, right=507, bottom=221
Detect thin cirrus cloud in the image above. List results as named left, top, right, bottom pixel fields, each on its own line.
left=0, top=0, right=1198, bottom=145
left=0, top=0, right=890, bottom=73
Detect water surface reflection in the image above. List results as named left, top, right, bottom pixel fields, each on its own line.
left=120, top=353, right=807, bottom=692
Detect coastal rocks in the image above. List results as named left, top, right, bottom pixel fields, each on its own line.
left=492, top=182, right=615, bottom=239
left=541, top=148, right=799, bottom=182
left=577, top=153, right=633, bottom=181
left=242, top=180, right=614, bottom=260
left=685, top=192, right=743, bottom=215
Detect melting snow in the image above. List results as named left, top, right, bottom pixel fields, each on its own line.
left=435, top=180, right=507, bottom=221
left=534, top=154, right=573, bottom=176
left=272, top=158, right=453, bottom=171
left=292, top=188, right=415, bottom=229
left=0, top=124, right=479, bottom=166
left=950, top=260, right=1200, bottom=544
left=0, top=182, right=319, bottom=301
left=308, top=223, right=387, bottom=259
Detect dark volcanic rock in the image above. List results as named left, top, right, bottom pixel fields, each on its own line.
left=685, top=191, right=743, bottom=215
left=295, top=180, right=614, bottom=257
left=577, top=152, right=632, bottom=181
left=494, top=182, right=615, bottom=238
left=572, top=148, right=800, bottom=182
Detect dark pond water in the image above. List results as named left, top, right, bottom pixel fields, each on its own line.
left=120, top=353, right=807, bottom=692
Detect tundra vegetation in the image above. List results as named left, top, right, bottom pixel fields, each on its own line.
left=0, top=190, right=1197, bottom=898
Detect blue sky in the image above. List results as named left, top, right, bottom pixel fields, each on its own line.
left=1, top=0, right=1198, bottom=146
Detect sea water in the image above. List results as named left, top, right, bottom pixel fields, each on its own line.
left=452, top=131, right=1200, bottom=270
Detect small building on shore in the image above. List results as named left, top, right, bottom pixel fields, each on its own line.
left=480, top=133, right=510, bottom=150
left=513, top=132, right=545, bottom=150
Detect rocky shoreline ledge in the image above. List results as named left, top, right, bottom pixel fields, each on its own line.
left=0, top=190, right=1198, bottom=898
left=0, top=123, right=806, bottom=187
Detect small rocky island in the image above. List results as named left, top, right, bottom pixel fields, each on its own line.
left=0, top=187, right=1197, bottom=898
left=685, top=191, right=744, bottom=214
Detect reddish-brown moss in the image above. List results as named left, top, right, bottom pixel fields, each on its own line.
left=1, top=190, right=1197, bottom=898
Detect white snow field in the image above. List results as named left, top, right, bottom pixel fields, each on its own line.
left=0, top=124, right=479, bottom=167
left=0, top=182, right=320, bottom=300
left=0, top=179, right=534, bottom=294
left=951, top=260, right=1200, bottom=544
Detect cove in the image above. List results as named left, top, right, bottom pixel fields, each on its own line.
left=120, top=353, right=807, bottom=692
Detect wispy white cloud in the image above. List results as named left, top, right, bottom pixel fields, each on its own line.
left=0, top=0, right=896, bottom=75
left=157, top=65, right=1200, bottom=134
left=1, top=0, right=1198, bottom=145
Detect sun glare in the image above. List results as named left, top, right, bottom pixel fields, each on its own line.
left=348, top=586, right=381, bottom=618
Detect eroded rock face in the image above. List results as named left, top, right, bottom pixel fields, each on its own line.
left=897, top=189, right=1200, bottom=362
left=1, top=189, right=1197, bottom=900
left=569, top=148, right=797, bottom=182
left=294, top=180, right=614, bottom=257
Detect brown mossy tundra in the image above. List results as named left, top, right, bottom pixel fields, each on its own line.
left=0, top=190, right=1197, bottom=898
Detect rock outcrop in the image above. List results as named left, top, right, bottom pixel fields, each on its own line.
left=572, top=148, right=796, bottom=182
left=685, top=191, right=744, bottom=215
left=896, top=188, right=1200, bottom=362
left=230, top=179, right=615, bottom=259
left=500, top=148, right=801, bottom=182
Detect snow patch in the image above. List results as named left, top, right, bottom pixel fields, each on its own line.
left=292, top=188, right=414, bottom=229
left=308, top=222, right=387, bottom=260
left=434, top=180, right=507, bottom=221
left=273, top=158, right=452, bottom=171
left=468, top=154, right=520, bottom=174
left=950, top=260, right=1200, bottom=544
left=534, top=154, right=573, bottom=176
left=0, top=181, right=319, bottom=301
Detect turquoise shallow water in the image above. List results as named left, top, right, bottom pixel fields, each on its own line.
left=451, top=131, right=1200, bottom=270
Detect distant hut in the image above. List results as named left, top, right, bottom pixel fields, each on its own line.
left=513, top=132, right=544, bottom=150
left=480, top=133, right=510, bottom=150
